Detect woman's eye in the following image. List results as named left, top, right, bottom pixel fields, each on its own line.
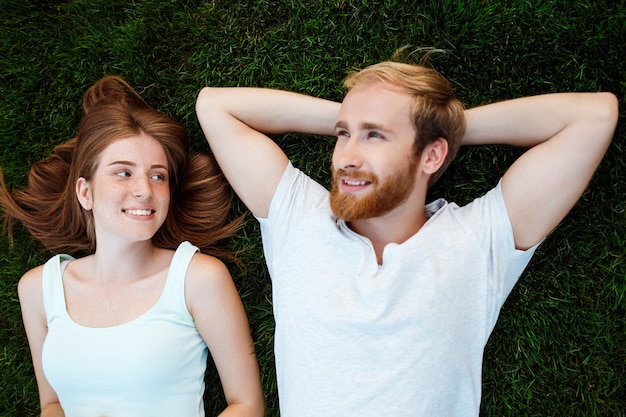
left=336, top=129, right=349, bottom=138
left=151, top=173, right=166, bottom=181
left=368, top=131, right=383, bottom=139
left=115, top=170, right=131, bottom=177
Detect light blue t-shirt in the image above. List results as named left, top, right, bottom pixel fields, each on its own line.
left=41, top=241, right=207, bottom=417
left=258, top=163, right=538, bottom=417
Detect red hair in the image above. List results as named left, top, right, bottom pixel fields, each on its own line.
left=0, top=76, right=240, bottom=259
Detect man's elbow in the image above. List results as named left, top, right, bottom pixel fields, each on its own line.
left=195, top=86, right=216, bottom=114
left=584, top=92, right=619, bottom=154
left=597, top=92, right=619, bottom=136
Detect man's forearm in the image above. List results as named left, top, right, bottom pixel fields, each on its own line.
left=198, top=87, right=339, bottom=136
left=461, top=92, right=617, bottom=148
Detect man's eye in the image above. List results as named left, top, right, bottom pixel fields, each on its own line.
left=368, top=131, right=383, bottom=139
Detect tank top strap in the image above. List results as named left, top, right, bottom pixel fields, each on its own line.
left=158, top=241, right=199, bottom=312
left=41, top=254, right=75, bottom=325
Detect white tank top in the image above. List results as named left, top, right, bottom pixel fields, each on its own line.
left=41, top=241, right=207, bottom=417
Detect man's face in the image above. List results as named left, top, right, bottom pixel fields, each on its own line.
left=330, top=82, right=420, bottom=221
left=330, top=157, right=418, bottom=221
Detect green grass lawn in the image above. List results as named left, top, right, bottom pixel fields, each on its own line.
left=1, top=1, right=624, bottom=416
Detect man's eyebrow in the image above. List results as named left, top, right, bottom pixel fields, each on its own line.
left=360, top=122, right=392, bottom=132
left=335, top=120, right=348, bottom=130
left=335, top=120, right=393, bottom=132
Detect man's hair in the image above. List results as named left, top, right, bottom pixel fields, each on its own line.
left=344, top=57, right=466, bottom=186
left=0, top=76, right=240, bottom=259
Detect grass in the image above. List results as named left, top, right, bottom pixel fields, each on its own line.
left=1, top=0, right=624, bottom=415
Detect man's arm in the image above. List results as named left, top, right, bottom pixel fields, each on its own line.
left=196, top=87, right=339, bottom=218
left=462, top=92, right=618, bottom=250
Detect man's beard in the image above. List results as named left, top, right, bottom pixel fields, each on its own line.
left=329, top=158, right=418, bottom=222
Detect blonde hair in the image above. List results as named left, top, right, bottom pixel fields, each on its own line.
left=344, top=55, right=466, bottom=186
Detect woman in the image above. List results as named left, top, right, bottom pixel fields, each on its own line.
left=0, top=76, right=264, bottom=417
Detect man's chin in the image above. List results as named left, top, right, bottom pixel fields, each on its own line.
left=329, top=185, right=386, bottom=222
left=330, top=201, right=373, bottom=222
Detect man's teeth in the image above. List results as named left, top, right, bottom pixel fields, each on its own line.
left=125, top=209, right=152, bottom=216
left=344, top=179, right=368, bottom=186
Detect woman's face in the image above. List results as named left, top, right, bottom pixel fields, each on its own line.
left=76, top=133, right=171, bottom=246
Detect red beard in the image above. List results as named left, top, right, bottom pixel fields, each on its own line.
left=330, top=158, right=418, bottom=222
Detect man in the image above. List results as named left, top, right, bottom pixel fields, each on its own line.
left=195, top=60, right=618, bottom=416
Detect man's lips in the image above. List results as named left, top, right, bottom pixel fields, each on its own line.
left=340, top=177, right=372, bottom=192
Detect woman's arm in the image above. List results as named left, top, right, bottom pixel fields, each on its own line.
left=18, top=266, right=65, bottom=417
left=185, top=254, right=265, bottom=417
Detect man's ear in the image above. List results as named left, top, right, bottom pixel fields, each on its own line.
left=76, top=177, right=93, bottom=210
left=421, top=137, right=448, bottom=175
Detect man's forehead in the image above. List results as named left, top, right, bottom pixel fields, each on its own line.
left=338, top=84, right=413, bottom=128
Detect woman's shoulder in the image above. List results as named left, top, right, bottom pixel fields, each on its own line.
left=187, top=251, right=231, bottom=282
left=18, top=264, right=45, bottom=293
left=184, top=252, right=236, bottom=313
left=17, top=264, right=46, bottom=311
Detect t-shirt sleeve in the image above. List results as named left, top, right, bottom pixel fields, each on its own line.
left=256, top=162, right=329, bottom=278
left=457, top=181, right=541, bottom=310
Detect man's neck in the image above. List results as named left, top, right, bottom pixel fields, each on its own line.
left=348, top=204, right=427, bottom=265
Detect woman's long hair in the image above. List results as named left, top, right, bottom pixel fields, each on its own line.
left=0, top=76, right=241, bottom=259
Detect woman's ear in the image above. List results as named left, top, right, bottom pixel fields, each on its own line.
left=76, top=177, right=93, bottom=210
left=421, top=137, right=449, bottom=175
